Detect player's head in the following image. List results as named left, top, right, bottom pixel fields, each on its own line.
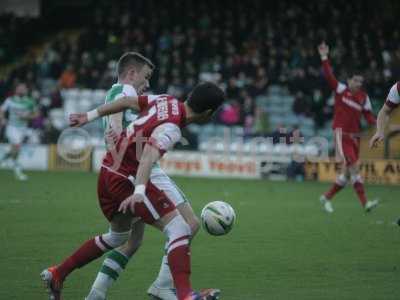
left=185, top=82, right=225, bottom=124
left=347, top=70, right=364, bottom=93
left=15, top=82, right=28, bottom=96
left=117, top=52, right=154, bottom=95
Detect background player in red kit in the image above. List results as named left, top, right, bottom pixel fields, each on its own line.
left=317, top=42, right=379, bottom=213
left=48, top=82, right=225, bottom=300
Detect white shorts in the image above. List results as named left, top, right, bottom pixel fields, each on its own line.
left=149, top=167, right=188, bottom=207
left=5, top=125, right=28, bottom=145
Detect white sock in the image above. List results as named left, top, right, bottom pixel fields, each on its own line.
left=154, top=254, right=174, bottom=288
left=88, top=250, right=130, bottom=299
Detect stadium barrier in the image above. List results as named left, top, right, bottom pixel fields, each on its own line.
left=92, top=148, right=262, bottom=179
left=305, top=160, right=400, bottom=185
left=48, top=144, right=91, bottom=171
left=0, top=143, right=48, bottom=170
left=1, top=143, right=399, bottom=184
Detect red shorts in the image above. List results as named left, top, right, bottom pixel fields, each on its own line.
left=334, top=131, right=360, bottom=166
left=97, top=167, right=176, bottom=224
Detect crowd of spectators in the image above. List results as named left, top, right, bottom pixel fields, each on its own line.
left=1, top=0, right=400, bottom=143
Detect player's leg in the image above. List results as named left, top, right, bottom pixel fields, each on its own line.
left=320, top=130, right=347, bottom=212
left=347, top=137, right=379, bottom=211
left=41, top=213, right=132, bottom=300
left=56, top=213, right=132, bottom=279
left=135, top=182, right=219, bottom=300
left=320, top=162, right=347, bottom=208
left=154, top=210, right=219, bottom=300
left=86, top=219, right=145, bottom=300
left=4, top=126, right=27, bottom=180
left=41, top=170, right=134, bottom=299
left=348, top=164, right=379, bottom=212
left=148, top=172, right=200, bottom=299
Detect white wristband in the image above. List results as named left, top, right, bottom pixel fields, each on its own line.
left=134, top=184, right=146, bottom=195
left=87, top=109, right=99, bottom=122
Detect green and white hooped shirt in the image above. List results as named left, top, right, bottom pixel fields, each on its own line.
left=1, top=96, right=36, bottom=128
left=102, top=83, right=139, bottom=130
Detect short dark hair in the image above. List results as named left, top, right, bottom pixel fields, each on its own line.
left=186, top=82, right=225, bottom=114
left=117, top=52, right=155, bottom=76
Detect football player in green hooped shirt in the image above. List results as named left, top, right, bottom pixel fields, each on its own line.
left=0, top=82, right=38, bottom=180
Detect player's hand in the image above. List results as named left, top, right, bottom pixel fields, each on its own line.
left=69, top=113, right=88, bottom=127
left=118, top=193, right=144, bottom=215
left=369, top=132, right=384, bottom=148
left=318, top=42, right=329, bottom=59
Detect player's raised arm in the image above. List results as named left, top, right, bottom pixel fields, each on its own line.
left=318, top=42, right=342, bottom=92
left=69, top=96, right=139, bottom=127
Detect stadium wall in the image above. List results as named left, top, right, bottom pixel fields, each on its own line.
left=2, top=144, right=400, bottom=184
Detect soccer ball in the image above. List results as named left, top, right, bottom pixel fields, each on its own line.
left=201, top=201, right=236, bottom=236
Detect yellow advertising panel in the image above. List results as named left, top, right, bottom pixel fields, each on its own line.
left=306, top=160, right=400, bottom=185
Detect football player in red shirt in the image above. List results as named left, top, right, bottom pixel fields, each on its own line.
left=44, top=82, right=225, bottom=300
left=317, top=42, right=379, bottom=213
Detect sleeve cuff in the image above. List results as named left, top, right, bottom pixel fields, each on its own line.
left=147, top=137, right=166, bottom=156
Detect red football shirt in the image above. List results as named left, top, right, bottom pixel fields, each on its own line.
left=102, top=94, right=186, bottom=176
left=321, top=59, right=376, bottom=134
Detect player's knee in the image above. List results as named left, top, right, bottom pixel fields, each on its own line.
left=350, top=173, right=363, bottom=184
left=163, top=214, right=191, bottom=243
left=101, top=230, right=130, bottom=249
left=336, top=174, right=347, bottom=186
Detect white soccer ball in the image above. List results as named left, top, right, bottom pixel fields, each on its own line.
left=201, top=201, right=236, bottom=236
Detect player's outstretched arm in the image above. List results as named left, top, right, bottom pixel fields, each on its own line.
left=118, top=123, right=182, bottom=214
left=69, top=96, right=139, bottom=127
left=369, top=103, right=392, bottom=148
left=318, top=42, right=340, bottom=91
left=118, top=144, right=160, bottom=214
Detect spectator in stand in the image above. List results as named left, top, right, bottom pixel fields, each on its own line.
left=59, top=64, right=76, bottom=89
left=2, top=0, right=400, bottom=142
left=219, top=101, right=241, bottom=126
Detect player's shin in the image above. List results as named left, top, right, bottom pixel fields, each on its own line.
left=87, top=226, right=143, bottom=299
left=163, top=214, right=192, bottom=300
left=351, top=174, right=367, bottom=206
left=57, top=230, right=129, bottom=280
left=325, top=173, right=347, bottom=199
left=87, top=249, right=129, bottom=300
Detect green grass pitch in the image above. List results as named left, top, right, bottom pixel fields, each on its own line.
left=0, top=170, right=399, bottom=300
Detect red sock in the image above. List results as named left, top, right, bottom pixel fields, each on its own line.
left=168, top=244, right=192, bottom=300
left=57, top=238, right=107, bottom=280
left=325, top=183, right=344, bottom=200
left=353, top=181, right=367, bottom=207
